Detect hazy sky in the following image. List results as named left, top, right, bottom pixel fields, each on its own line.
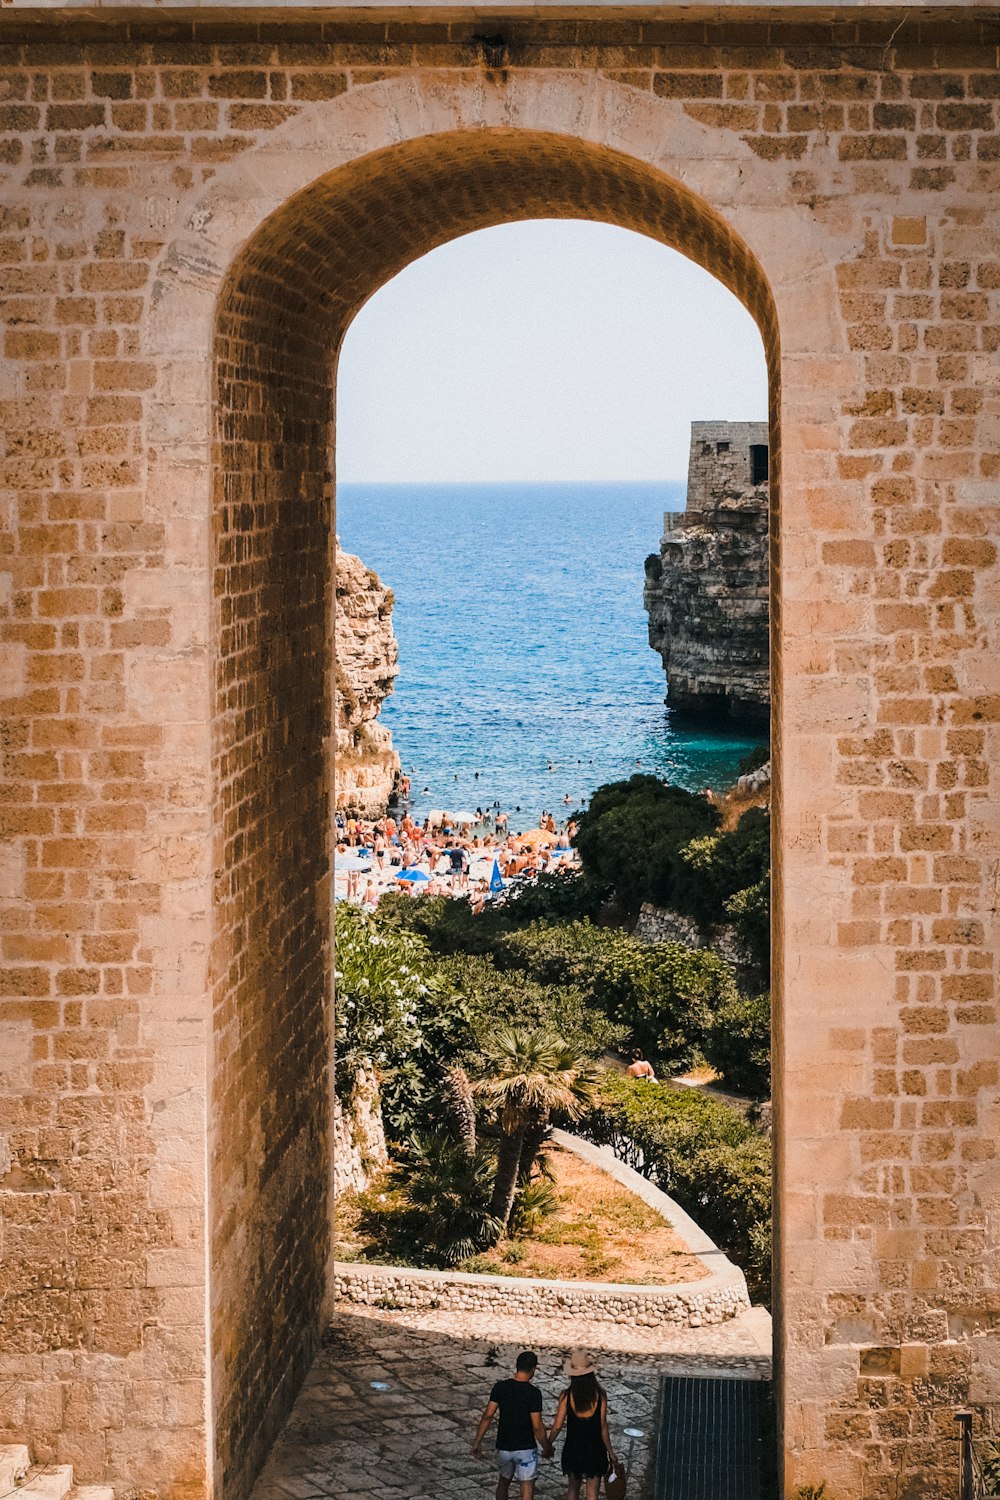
left=336, top=219, right=769, bottom=485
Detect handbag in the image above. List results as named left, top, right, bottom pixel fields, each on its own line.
left=604, top=1465, right=627, bottom=1500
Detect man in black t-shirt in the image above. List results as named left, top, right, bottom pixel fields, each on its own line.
left=470, top=1349, right=552, bottom=1499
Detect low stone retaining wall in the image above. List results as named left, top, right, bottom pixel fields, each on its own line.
left=334, top=1131, right=751, bottom=1329
left=334, top=1260, right=748, bottom=1327
left=633, top=903, right=747, bottom=970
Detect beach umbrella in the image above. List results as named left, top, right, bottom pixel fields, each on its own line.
left=396, top=868, right=431, bottom=882
left=489, top=860, right=505, bottom=894
left=451, top=811, right=477, bottom=825
left=519, top=827, right=558, bottom=847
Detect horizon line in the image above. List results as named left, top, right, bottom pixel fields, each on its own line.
left=337, top=476, right=688, bottom=487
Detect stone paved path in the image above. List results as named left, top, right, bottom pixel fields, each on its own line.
left=249, top=1305, right=772, bottom=1500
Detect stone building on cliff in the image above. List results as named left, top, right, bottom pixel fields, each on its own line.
left=334, top=545, right=400, bottom=817
left=644, top=421, right=769, bottom=723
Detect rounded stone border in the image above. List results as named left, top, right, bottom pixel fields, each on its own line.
left=334, top=1130, right=751, bottom=1329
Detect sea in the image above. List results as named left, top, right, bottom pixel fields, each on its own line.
left=337, top=482, right=767, bottom=832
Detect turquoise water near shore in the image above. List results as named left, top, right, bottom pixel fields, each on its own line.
left=337, top=482, right=767, bottom=830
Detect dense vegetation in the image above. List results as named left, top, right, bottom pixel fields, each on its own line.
left=572, top=776, right=718, bottom=915
left=579, top=1074, right=772, bottom=1300
left=383, top=893, right=738, bottom=1072
left=335, top=767, right=772, bottom=1292
left=703, top=989, right=771, bottom=1098
left=572, top=772, right=771, bottom=980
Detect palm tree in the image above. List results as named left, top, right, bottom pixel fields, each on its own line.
left=442, top=1064, right=477, bottom=1158
left=473, top=1026, right=597, bottom=1235
left=519, top=1034, right=598, bottom=1182
left=394, top=1128, right=502, bottom=1266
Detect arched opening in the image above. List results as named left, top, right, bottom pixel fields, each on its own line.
left=210, top=128, right=780, bottom=1500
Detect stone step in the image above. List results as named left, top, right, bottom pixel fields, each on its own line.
left=0, top=1449, right=117, bottom=1500
left=11, top=1466, right=75, bottom=1500
left=0, top=1446, right=31, bottom=1494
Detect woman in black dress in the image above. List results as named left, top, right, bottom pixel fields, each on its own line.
left=549, top=1349, right=619, bottom=1500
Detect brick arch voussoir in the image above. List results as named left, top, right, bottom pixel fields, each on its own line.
left=148, top=69, right=842, bottom=395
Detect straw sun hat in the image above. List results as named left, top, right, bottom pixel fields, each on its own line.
left=564, top=1348, right=599, bottom=1378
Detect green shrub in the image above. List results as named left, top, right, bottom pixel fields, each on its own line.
left=502, top=867, right=610, bottom=923
left=572, top=775, right=719, bottom=914
left=580, top=1073, right=772, bottom=1301
left=334, top=905, right=474, bottom=1141
left=508, top=1175, right=559, bottom=1235
left=726, top=878, right=771, bottom=982
left=380, top=870, right=609, bottom=934
left=395, top=1130, right=502, bottom=1265
left=982, top=1444, right=1000, bottom=1498
left=674, top=806, right=771, bottom=928
left=582, top=1071, right=753, bottom=1156
left=376, top=891, right=507, bottom=954
left=352, top=1130, right=502, bottom=1268
left=380, top=897, right=737, bottom=1071
left=493, top=920, right=739, bottom=1071
left=689, top=1137, right=772, bottom=1300
left=432, top=952, right=626, bottom=1060
left=704, top=990, right=771, bottom=1099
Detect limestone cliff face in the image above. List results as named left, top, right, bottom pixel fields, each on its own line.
left=333, top=1063, right=388, bottom=1196
left=644, top=421, right=770, bottom=724
left=335, top=544, right=401, bottom=816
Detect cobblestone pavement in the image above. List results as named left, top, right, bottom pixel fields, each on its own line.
left=249, top=1304, right=772, bottom=1500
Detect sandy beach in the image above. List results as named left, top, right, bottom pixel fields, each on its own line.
left=334, top=805, right=580, bottom=911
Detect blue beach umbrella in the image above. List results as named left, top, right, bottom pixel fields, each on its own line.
left=489, top=860, right=505, bottom=894
left=397, top=868, right=431, bottom=883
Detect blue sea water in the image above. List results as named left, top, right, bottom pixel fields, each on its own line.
left=337, top=482, right=767, bottom=831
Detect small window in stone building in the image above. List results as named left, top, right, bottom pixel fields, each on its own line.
left=716, top=440, right=730, bottom=453
left=750, top=444, right=769, bottom=485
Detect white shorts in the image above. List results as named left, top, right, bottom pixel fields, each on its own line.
left=497, top=1448, right=539, bottom=1482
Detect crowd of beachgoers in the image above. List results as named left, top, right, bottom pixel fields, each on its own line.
left=334, top=794, right=579, bottom=912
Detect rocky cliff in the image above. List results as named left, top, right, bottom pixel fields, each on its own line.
left=644, top=421, right=770, bottom=724
left=335, top=544, right=401, bottom=816
left=333, top=1062, right=389, bottom=1196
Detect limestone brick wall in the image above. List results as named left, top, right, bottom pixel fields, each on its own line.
left=209, top=207, right=334, bottom=1500
left=0, top=16, right=997, bottom=1500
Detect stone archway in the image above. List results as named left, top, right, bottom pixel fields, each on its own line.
left=11, top=44, right=995, bottom=1500
left=197, top=113, right=788, bottom=1500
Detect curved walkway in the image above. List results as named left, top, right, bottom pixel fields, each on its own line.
left=249, top=1303, right=771, bottom=1500
left=336, top=1130, right=752, bottom=1332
